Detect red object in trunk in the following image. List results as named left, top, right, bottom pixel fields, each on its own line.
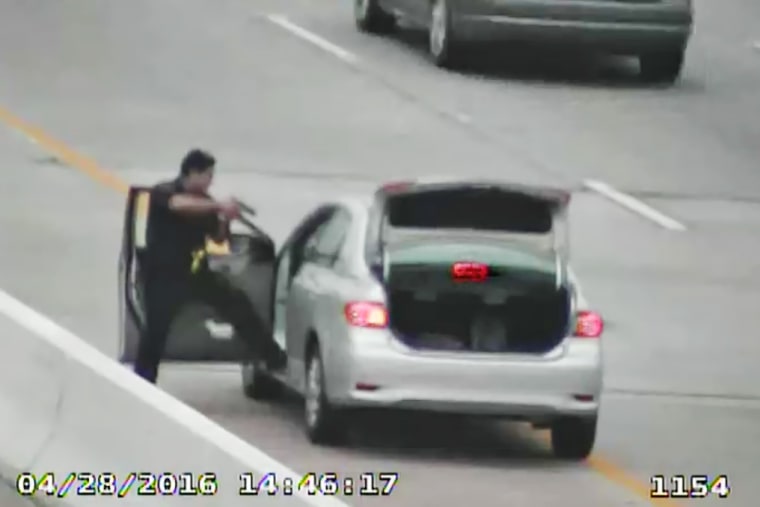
left=451, top=261, right=489, bottom=282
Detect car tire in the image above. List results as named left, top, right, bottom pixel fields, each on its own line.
left=242, top=361, right=282, bottom=400
left=304, top=345, right=347, bottom=445
left=429, top=0, right=463, bottom=68
left=354, top=0, right=396, bottom=34
left=639, top=48, right=685, bottom=84
left=550, top=415, right=597, bottom=460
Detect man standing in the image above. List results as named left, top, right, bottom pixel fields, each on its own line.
left=134, top=148, right=285, bottom=384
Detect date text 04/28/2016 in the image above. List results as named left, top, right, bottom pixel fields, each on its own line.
left=239, top=472, right=399, bottom=496
left=16, top=472, right=218, bottom=497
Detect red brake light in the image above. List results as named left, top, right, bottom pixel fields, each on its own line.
left=380, top=181, right=414, bottom=193
left=344, top=302, right=389, bottom=329
left=451, top=261, right=489, bottom=282
left=574, top=311, right=603, bottom=338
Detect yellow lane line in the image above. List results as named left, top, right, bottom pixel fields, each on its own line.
left=0, top=102, right=677, bottom=506
left=533, top=431, right=682, bottom=506
left=0, top=106, right=129, bottom=193
left=0, top=105, right=229, bottom=254
left=587, top=455, right=680, bottom=506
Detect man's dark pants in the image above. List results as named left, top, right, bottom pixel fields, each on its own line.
left=134, top=269, right=276, bottom=384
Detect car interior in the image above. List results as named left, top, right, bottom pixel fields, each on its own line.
left=387, top=267, right=572, bottom=355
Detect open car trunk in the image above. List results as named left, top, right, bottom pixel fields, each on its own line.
left=386, top=242, right=571, bottom=354
left=368, top=180, right=573, bottom=355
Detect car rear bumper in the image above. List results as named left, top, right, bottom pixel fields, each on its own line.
left=329, top=336, right=603, bottom=419
left=452, top=0, right=693, bottom=53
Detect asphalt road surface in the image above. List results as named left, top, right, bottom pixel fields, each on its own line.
left=0, top=480, right=34, bottom=507
left=2, top=0, right=759, bottom=505
left=0, top=482, right=33, bottom=507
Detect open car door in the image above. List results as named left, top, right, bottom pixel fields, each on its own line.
left=118, top=186, right=276, bottom=363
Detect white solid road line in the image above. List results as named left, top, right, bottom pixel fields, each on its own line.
left=584, top=179, right=687, bottom=231
left=0, top=288, right=351, bottom=507
left=267, top=14, right=359, bottom=65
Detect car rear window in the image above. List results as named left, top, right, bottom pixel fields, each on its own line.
left=386, top=188, right=554, bottom=234
left=388, top=243, right=556, bottom=274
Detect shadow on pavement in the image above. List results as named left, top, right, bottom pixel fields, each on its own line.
left=164, top=368, right=581, bottom=470
left=258, top=393, right=568, bottom=469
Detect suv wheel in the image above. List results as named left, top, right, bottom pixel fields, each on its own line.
left=355, top=0, right=396, bottom=33
left=429, top=0, right=462, bottom=68
left=550, top=415, right=597, bottom=460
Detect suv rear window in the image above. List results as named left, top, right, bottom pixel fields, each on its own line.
left=386, top=188, right=553, bottom=234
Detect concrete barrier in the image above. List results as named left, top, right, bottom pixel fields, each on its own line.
left=0, top=289, right=351, bottom=507
left=0, top=310, right=64, bottom=499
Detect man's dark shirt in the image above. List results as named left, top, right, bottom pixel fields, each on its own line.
left=144, top=178, right=219, bottom=280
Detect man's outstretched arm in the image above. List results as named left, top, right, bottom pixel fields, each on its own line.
left=152, top=187, right=239, bottom=218
left=167, top=194, right=223, bottom=215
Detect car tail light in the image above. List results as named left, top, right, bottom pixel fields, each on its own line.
left=451, top=261, right=489, bottom=282
left=574, top=311, right=603, bottom=338
left=344, top=302, right=389, bottom=329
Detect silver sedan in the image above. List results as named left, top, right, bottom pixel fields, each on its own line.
left=245, top=180, right=604, bottom=460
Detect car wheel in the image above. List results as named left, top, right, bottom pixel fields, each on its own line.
left=354, top=0, right=396, bottom=34
left=550, top=415, right=597, bottom=460
left=639, top=48, right=685, bottom=84
left=242, top=361, right=282, bottom=400
left=429, top=0, right=462, bottom=68
left=304, top=346, right=346, bottom=445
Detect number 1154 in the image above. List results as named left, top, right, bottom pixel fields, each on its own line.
left=650, top=474, right=730, bottom=498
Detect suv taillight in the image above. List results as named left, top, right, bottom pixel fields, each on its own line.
left=574, top=311, right=603, bottom=338
left=344, top=302, right=389, bottom=329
